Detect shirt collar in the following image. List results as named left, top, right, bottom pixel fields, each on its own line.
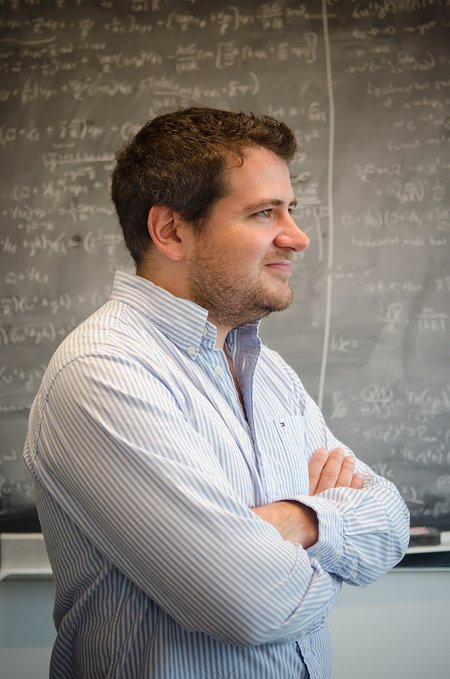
left=110, top=271, right=260, bottom=358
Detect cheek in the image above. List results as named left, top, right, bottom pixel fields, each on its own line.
left=230, top=236, right=267, bottom=263
left=203, top=231, right=267, bottom=276
left=231, top=250, right=262, bottom=277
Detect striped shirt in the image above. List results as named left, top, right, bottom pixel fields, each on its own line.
left=24, top=271, right=410, bottom=679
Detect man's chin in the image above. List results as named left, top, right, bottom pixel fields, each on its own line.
left=258, top=289, right=294, bottom=316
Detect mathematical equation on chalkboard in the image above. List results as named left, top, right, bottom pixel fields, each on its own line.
left=0, top=0, right=449, bottom=526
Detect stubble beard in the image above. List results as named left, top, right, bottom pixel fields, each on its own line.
left=187, top=252, right=294, bottom=329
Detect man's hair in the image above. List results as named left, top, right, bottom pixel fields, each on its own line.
left=111, top=106, right=297, bottom=265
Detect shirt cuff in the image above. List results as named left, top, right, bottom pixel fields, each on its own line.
left=293, top=494, right=344, bottom=571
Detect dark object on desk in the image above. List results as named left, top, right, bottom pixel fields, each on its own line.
left=409, top=526, right=441, bottom=548
left=397, top=550, right=450, bottom=569
left=0, top=505, right=41, bottom=533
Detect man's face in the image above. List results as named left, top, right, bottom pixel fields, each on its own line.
left=185, top=145, right=310, bottom=330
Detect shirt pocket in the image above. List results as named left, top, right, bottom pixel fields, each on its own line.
left=265, top=415, right=309, bottom=500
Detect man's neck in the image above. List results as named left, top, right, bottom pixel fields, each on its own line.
left=211, top=323, right=232, bottom=351
left=138, top=261, right=233, bottom=351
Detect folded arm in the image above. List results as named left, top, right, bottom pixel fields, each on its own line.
left=253, top=392, right=410, bottom=586
left=252, top=447, right=363, bottom=548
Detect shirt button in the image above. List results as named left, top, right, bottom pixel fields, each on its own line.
left=214, top=366, right=225, bottom=376
left=351, top=570, right=358, bottom=580
left=187, top=346, right=196, bottom=356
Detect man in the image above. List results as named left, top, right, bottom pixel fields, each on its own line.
left=24, top=107, right=409, bottom=678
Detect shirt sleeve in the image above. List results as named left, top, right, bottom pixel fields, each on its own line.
left=291, top=391, right=410, bottom=586
left=31, top=350, right=341, bottom=647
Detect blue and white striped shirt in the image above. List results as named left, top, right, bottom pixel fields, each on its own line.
left=24, top=271, right=409, bottom=679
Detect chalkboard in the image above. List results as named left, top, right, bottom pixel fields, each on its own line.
left=0, top=0, right=449, bottom=532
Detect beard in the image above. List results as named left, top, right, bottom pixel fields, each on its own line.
left=187, top=247, right=294, bottom=329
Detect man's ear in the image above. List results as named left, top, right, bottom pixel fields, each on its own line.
left=147, top=205, right=187, bottom=261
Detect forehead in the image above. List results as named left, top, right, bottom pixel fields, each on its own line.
left=222, top=146, right=293, bottom=202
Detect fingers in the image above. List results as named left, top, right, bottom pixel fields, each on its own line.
left=350, top=473, right=364, bottom=490
left=313, top=448, right=346, bottom=494
left=335, top=453, right=356, bottom=489
left=309, top=448, right=363, bottom=495
left=308, top=448, right=329, bottom=494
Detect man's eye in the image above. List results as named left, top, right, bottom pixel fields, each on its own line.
left=255, top=209, right=271, bottom=218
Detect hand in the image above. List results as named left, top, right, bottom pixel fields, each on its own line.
left=251, top=448, right=363, bottom=548
left=308, top=448, right=363, bottom=495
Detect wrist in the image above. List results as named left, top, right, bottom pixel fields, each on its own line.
left=286, top=501, right=318, bottom=549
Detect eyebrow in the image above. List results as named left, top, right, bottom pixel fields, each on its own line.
left=243, top=198, right=298, bottom=212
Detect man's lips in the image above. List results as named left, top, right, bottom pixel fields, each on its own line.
left=264, top=261, right=293, bottom=274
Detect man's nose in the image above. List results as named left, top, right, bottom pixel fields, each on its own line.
left=274, top=213, right=310, bottom=252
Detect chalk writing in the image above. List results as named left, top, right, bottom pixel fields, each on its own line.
left=0, top=0, right=448, bottom=529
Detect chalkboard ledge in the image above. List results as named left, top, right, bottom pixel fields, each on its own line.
left=395, top=531, right=450, bottom=570
left=0, top=533, right=52, bottom=581
left=1, top=531, right=450, bottom=581
left=406, top=530, right=450, bottom=555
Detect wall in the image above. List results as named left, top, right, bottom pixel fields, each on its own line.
left=1, top=571, right=449, bottom=679
left=330, top=570, right=450, bottom=679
